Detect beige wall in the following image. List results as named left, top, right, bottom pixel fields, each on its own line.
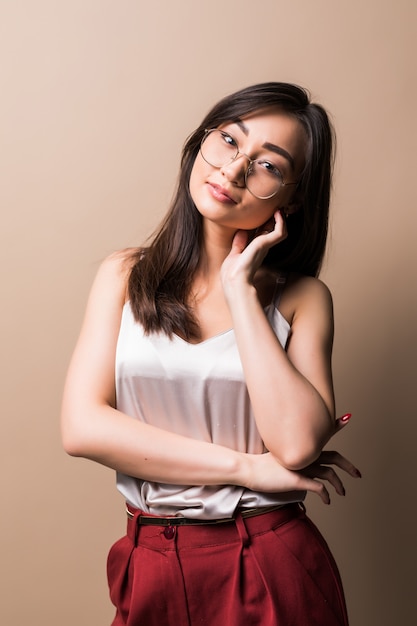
left=1, top=1, right=416, bottom=624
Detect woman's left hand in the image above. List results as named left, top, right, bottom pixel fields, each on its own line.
left=221, top=210, right=287, bottom=292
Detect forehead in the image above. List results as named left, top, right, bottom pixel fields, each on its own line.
left=222, top=108, right=307, bottom=171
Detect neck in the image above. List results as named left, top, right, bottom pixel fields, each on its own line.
left=197, top=221, right=236, bottom=278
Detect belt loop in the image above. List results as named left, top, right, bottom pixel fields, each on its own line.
left=126, top=506, right=141, bottom=547
left=298, top=501, right=306, bottom=514
left=235, top=512, right=251, bottom=548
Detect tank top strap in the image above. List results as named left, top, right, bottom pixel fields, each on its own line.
left=272, top=272, right=288, bottom=308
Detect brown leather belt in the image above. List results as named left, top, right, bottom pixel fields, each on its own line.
left=126, top=503, right=300, bottom=526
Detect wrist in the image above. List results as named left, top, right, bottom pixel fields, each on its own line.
left=223, top=280, right=257, bottom=307
left=227, top=450, right=251, bottom=488
left=232, top=451, right=255, bottom=490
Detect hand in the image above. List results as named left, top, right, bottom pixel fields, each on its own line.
left=245, top=447, right=360, bottom=505
left=221, top=210, right=287, bottom=293
left=294, top=413, right=360, bottom=503
left=298, top=450, right=361, bottom=504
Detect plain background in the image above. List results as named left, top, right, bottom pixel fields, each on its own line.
left=1, top=1, right=416, bottom=624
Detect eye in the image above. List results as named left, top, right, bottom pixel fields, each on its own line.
left=256, top=159, right=283, bottom=179
left=220, top=131, right=238, bottom=148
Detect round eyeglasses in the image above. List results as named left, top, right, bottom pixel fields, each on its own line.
left=200, top=129, right=298, bottom=200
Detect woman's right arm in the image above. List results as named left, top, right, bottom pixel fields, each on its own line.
left=61, top=253, right=358, bottom=502
left=61, top=252, right=247, bottom=486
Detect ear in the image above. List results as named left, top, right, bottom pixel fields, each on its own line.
left=279, top=187, right=303, bottom=217
left=281, top=201, right=302, bottom=217
left=280, top=183, right=303, bottom=217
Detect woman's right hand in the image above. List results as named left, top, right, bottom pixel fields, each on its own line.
left=245, top=448, right=361, bottom=504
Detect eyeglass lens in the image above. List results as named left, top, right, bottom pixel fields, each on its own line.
left=200, top=130, right=282, bottom=199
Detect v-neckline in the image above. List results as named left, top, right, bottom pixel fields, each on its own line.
left=172, top=326, right=234, bottom=347
left=123, top=299, right=290, bottom=347
left=169, top=302, right=290, bottom=347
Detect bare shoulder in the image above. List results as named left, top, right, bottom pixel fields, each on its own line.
left=99, top=247, right=138, bottom=279
left=279, top=273, right=333, bottom=326
left=91, top=248, right=139, bottom=304
left=287, top=273, right=333, bottom=306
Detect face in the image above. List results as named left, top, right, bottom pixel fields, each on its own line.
left=189, top=108, right=307, bottom=232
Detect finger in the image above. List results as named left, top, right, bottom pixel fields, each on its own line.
left=304, top=465, right=346, bottom=496
left=333, top=413, right=352, bottom=435
left=269, top=210, right=287, bottom=241
left=253, top=211, right=287, bottom=244
left=255, top=217, right=275, bottom=236
left=298, top=477, right=331, bottom=505
left=290, top=471, right=331, bottom=504
left=317, top=451, right=362, bottom=478
left=230, top=229, right=249, bottom=254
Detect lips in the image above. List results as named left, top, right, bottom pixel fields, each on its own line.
left=207, top=182, right=237, bottom=204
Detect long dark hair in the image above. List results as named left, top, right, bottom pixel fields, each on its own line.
left=128, top=82, right=335, bottom=340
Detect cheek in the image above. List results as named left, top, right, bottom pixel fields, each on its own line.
left=239, top=207, right=275, bottom=231
left=252, top=202, right=279, bottom=227
left=189, top=155, right=206, bottom=202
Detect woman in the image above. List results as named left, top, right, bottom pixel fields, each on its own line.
left=61, top=82, right=360, bottom=625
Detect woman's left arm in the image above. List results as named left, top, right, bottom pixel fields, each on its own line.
left=222, top=212, right=336, bottom=471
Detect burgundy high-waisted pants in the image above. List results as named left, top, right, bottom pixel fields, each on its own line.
left=107, top=503, right=348, bottom=626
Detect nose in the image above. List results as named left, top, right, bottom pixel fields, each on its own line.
left=220, top=153, right=249, bottom=186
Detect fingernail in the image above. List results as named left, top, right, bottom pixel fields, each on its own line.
left=354, top=469, right=362, bottom=478
left=340, top=413, right=352, bottom=423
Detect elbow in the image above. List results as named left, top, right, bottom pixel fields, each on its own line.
left=61, top=397, right=116, bottom=459
left=62, top=435, right=84, bottom=458
left=61, top=423, right=86, bottom=458
left=267, top=416, right=334, bottom=471
left=60, top=407, right=91, bottom=458
left=279, top=448, right=321, bottom=471
left=270, top=440, right=323, bottom=471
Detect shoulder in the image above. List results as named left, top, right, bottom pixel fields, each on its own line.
left=86, top=248, right=139, bottom=312
left=99, top=247, right=138, bottom=277
left=287, top=273, right=333, bottom=307
left=279, top=273, right=333, bottom=328
left=95, top=248, right=138, bottom=293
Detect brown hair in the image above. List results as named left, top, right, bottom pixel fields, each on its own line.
left=128, top=82, right=335, bottom=340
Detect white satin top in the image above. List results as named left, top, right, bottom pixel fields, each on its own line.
left=115, top=280, right=305, bottom=519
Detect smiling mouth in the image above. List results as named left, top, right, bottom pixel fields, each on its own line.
left=208, top=183, right=237, bottom=204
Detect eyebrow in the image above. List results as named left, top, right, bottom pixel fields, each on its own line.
left=233, top=118, right=295, bottom=171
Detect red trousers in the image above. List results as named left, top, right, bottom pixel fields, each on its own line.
left=107, top=503, right=348, bottom=626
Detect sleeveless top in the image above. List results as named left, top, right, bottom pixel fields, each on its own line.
left=115, top=276, right=305, bottom=519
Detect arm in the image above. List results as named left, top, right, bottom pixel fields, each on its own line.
left=221, top=212, right=336, bottom=470
left=61, top=252, right=245, bottom=486
left=61, top=252, right=357, bottom=500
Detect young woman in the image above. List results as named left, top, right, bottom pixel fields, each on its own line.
left=61, top=82, right=360, bottom=625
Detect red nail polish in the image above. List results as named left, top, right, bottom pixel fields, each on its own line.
left=340, top=413, right=352, bottom=423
